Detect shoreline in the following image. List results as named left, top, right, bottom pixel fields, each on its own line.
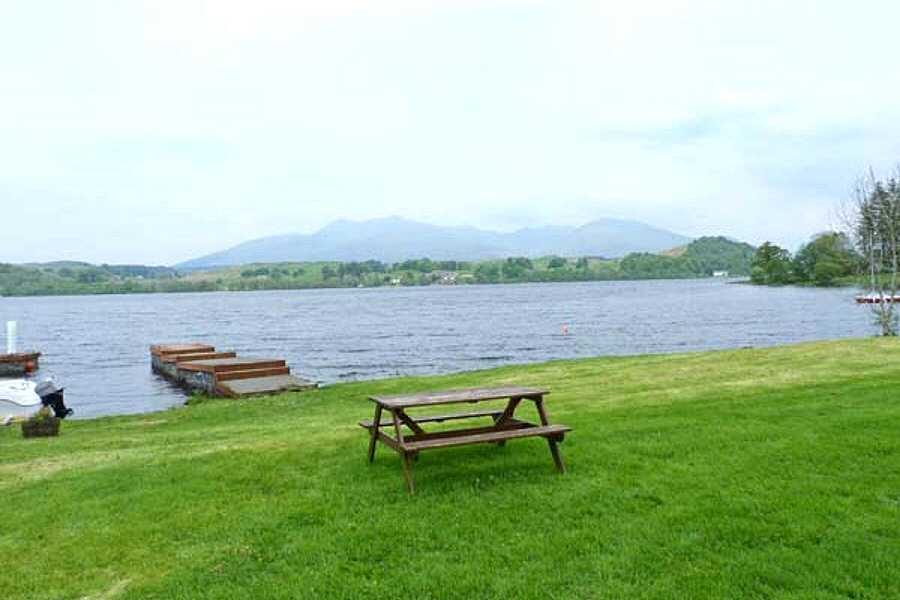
left=45, top=336, right=877, bottom=423
left=4, top=283, right=869, bottom=422
left=0, top=276, right=740, bottom=299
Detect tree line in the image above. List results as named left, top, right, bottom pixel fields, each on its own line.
left=0, top=236, right=757, bottom=297
left=750, top=166, right=900, bottom=336
left=750, top=232, right=860, bottom=286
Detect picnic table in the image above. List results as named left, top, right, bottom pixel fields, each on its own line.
left=360, top=386, right=571, bottom=493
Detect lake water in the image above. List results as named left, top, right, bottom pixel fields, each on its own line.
left=0, top=279, right=872, bottom=419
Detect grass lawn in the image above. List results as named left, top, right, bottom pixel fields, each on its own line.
left=2, top=338, right=900, bottom=599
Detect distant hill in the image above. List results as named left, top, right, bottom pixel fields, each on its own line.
left=178, top=217, right=691, bottom=269
left=680, top=236, right=757, bottom=275
left=2, top=235, right=756, bottom=296
left=660, top=245, right=688, bottom=258
left=0, top=262, right=178, bottom=296
left=620, top=236, right=757, bottom=278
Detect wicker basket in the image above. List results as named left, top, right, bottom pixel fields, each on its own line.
left=21, top=417, right=60, bottom=439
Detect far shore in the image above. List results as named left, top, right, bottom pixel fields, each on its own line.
left=1, top=273, right=752, bottom=299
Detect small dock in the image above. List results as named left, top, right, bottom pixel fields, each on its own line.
left=0, top=352, right=41, bottom=377
left=150, top=343, right=316, bottom=398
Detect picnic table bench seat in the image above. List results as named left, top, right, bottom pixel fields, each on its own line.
left=361, top=386, right=571, bottom=493
left=403, top=424, right=570, bottom=451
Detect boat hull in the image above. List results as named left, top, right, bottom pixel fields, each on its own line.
left=0, top=380, right=42, bottom=420
left=856, top=295, right=900, bottom=304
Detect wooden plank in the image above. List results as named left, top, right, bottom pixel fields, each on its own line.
left=216, top=374, right=316, bottom=397
left=402, top=424, right=570, bottom=451
left=395, top=409, right=426, bottom=436
left=536, top=397, right=566, bottom=473
left=162, top=351, right=236, bottom=364
left=178, top=357, right=287, bottom=373
left=368, top=404, right=382, bottom=462
left=370, top=386, right=549, bottom=409
left=493, top=397, right=523, bottom=447
left=359, top=409, right=504, bottom=429
left=390, top=409, right=405, bottom=445
left=216, top=367, right=291, bottom=382
left=495, top=397, right=522, bottom=427
left=151, top=343, right=215, bottom=357
left=401, top=419, right=535, bottom=444
left=401, top=452, right=416, bottom=494
left=377, top=429, right=402, bottom=452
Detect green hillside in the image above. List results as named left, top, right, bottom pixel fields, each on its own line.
left=619, top=236, right=756, bottom=279
left=0, top=237, right=756, bottom=296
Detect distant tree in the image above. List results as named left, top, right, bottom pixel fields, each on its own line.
left=751, top=242, right=793, bottom=285
left=575, top=257, right=589, bottom=270
left=792, top=232, right=859, bottom=286
left=436, top=260, right=463, bottom=271
left=395, top=258, right=434, bottom=273
left=619, top=253, right=694, bottom=279
left=844, top=169, right=900, bottom=335
left=681, top=236, right=756, bottom=276
left=240, top=267, right=269, bottom=278
left=76, top=270, right=100, bottom=284
left=547, top=257, right=567, bottom=269
left=501, top=257, right=533, bottom=279
left=474, top=263, right=501, bottom=283
left=363, top=260, right=387, bottom=273
left=321, top=265, right=337, bottom=280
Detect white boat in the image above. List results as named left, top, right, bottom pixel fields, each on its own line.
left=0, top=379, right=43, bottom=421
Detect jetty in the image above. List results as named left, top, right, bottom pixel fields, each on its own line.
left=150, top=343, right=316, bottom=398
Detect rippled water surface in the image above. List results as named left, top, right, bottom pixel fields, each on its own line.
left=0, top=280, right=872, bottom=418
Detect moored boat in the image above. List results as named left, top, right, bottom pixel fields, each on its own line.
left=856, top=294, right=900, bottom=304
left=0, top=378, right=73, bottom=423
left=0, top=379, right=42, bottom=421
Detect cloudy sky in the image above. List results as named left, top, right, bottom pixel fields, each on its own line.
left=2, top=0, right=899, bottom=264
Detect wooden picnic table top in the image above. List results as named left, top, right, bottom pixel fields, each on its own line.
left=369, top=386, right=549, bottom=409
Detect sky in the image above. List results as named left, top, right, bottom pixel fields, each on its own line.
left=2, top=0, right=900, bottom=265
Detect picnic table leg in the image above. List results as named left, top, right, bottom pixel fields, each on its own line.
left=535, top=397, right=566, bottom=473
left=391, top=410, right=416, bottom=494
left=367, top=404, right=382, bottom=463
left=401, top=452, right=416, bottom=494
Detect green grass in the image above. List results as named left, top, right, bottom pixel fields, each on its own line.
left=2, top=339, right=900, bottom=599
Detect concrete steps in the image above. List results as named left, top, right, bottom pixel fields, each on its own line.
left=218, top=374, right=317, bottom=398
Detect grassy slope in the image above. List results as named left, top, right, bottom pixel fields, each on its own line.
left=2, top=339, right=900, bottom=599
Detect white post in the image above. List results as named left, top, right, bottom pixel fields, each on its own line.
left=6, top=321, right=16, bottom=355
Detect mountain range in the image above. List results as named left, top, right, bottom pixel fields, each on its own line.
left=178, top=217, right=691, bottom=268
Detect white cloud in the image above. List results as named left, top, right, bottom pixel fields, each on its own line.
left=2, top=0, right=900, bottom=263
